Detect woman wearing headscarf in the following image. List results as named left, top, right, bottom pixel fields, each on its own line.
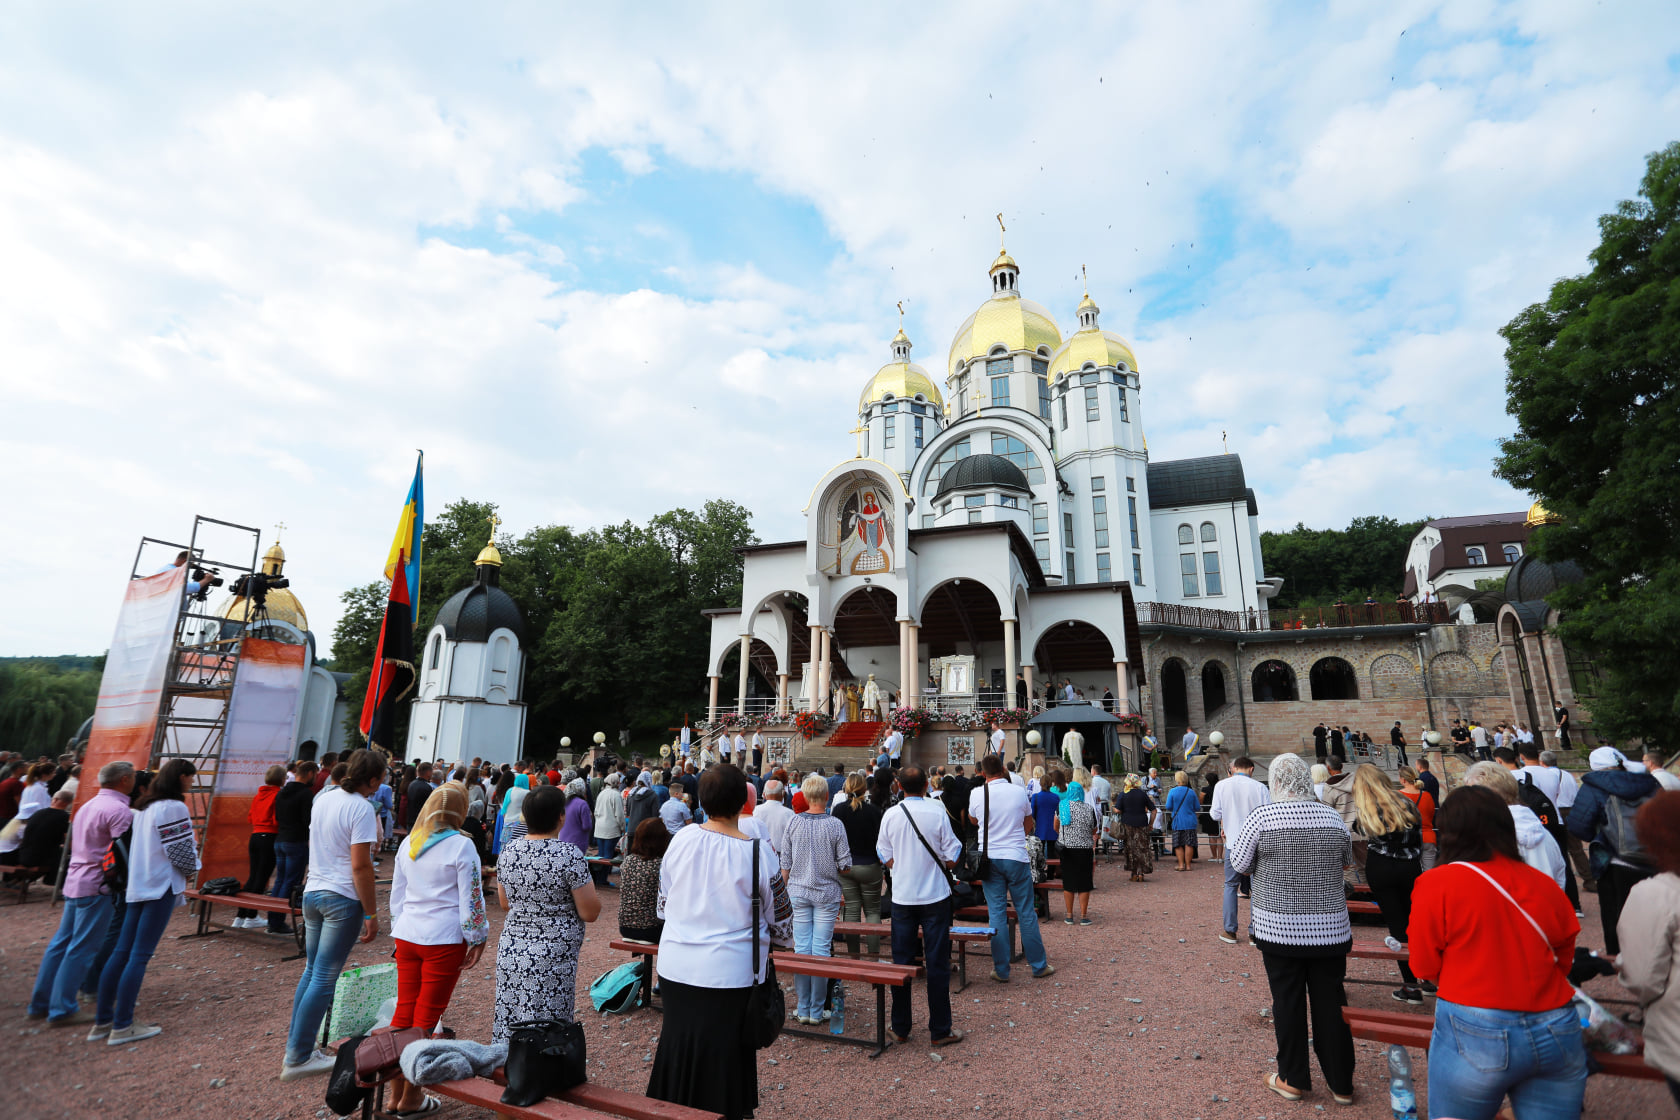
left=939, top=774, right=973, bottom=844
left=626, top=770, right=661, bottom=838
left=594, top=772, right=627, bottom=860
left=1228, top=753, right=1356, bottom=1105
left=1116, top=774, right=1156, bottom=882
left=559, top=777, right=594, bottom=850
left=386, top=783, right=489, bottom=1116
left=1054, top=767, right=1098, bottom=924
left=494, top=772, right=530, bottom=857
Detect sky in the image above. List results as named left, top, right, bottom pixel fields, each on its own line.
left=3, top=1, right=1679, bottom=656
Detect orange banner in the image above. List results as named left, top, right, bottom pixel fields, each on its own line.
left=75, top=566, right=185, bottom=813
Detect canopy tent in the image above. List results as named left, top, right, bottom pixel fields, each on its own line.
left=1026, top=703, right=1127, bottom=773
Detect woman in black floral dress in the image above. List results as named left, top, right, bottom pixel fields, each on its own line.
left=493, top=786, right=603, bottom=1042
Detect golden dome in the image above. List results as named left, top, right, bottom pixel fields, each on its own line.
left=1077, top=291, right=1098, bottom=314
left=217, top=588, right=308, bottom=633
left=1048, top=326, right=1139, bottom=381
left=947, top=293, right=1063, bottom=378
left=1525, top=501, right=1562, bottom=527
left=860, top=360, right=943, bottom=410
left=989, top=249, right=1017, bottom=274
left=261, top=541, right=286, bottom=576
left=476, top=542, right=504, bottom=567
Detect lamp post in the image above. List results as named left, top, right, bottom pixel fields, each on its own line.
left=592, top=731, right=606, bottom=765
left=1424, top=729, right=1442, bottom=773
left=560, top=736, right=571, bottom=763
left=1025, top=728, right=1042, bottom=769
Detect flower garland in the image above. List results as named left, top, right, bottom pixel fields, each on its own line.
left=792, top=710, right=832, bottom=739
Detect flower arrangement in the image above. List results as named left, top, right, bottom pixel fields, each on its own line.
left=890, top=707, right=933, bottom=737
left=1115, top=713, right=1145, bottom=732
left=792, top=710, right=832, bottom=739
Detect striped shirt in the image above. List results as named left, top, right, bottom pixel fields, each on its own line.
left=1228, top=799, right=1353, bottom=953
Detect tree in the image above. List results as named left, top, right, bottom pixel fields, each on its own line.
left=1259, top=515, right=1426, bottom=609
left=331, top=581, right=389, bottom=743
left=0, top=661, right=100, bottom=759
left=1495, top=141, right=1680, bottom=743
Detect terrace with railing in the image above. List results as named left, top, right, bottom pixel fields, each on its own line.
left=1136, top=599, right=1449, bottom=633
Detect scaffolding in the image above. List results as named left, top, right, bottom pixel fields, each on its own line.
left=133, top=515, right=263, bottom=843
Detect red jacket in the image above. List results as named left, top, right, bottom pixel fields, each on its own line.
left=249, top=783, right=281, bottom=833
left=1408, top=854, right=1577, bottom=1012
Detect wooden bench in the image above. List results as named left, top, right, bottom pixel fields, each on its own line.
left=829, top=920, right=995, bottom=992
left=608, top=940, right=919, bottom=1058
left=956, top=903, right=1023, bottom=963
left=179, top=889, right=304, bottom=961
left=1348, top=899, right=1381, bottom=916
left=1342, top=1006, right=1664, bottom=1082
left=587, top=856, right=617, bottom=887
left=1, top=865, right=45, bottom=904
left=433, top=1070, right=721, bottom=1119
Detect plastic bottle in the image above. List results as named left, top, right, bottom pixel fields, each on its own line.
left=1384, top=935, right=1405, bottom=953
left=1387, top=1043, right=1417, bottom=1120
left=829, top=979, right=845, bottom=1035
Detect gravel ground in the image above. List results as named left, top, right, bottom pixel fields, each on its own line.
left=0, top=854, right=1669, bottom=1120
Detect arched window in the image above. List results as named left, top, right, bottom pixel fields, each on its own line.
left=1177, top=524, right=1194, bottom=546
left=922, top=437, right=971, bottom=495
left=1162, top=660, right=1189, bottom=726
left=1502, top=543, right=1523, bottom=563
left=1201, top=522, right=1217, bottom=542
left=427, top=633, right=442, bottom=672
left=1252, top=660, right=1298, bottom=702
left=1465, top=546, right=1487, bottom=566
left=1202, top=662, right=1228, bottom=713
left=989, top=433, right=1045, bottom=484
left=1309, top=657, right=1360, bottom=700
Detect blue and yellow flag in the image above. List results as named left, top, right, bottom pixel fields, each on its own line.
left=383, top=452, right=423, bottom=622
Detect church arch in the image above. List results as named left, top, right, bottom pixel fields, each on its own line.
left=1369, top=653, right=1422, bottom=698
left=1161, top=658, right=1190, bottom=729
left=1251, top=659, right=1297, bottom=702
left=1428, top=651, right=1481, bottom=696
left=1309, top=657, right=1359, bottom=700
left=1201, top=660, right=1228, bottom=714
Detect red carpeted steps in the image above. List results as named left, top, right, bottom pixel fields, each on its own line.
left=821, top=720, right=887, bottom=749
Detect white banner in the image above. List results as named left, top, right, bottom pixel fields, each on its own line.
left=217, top=638, right=308, bottom=795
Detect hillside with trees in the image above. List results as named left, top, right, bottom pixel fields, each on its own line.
left=1259, top=515, right=1427, bottom=610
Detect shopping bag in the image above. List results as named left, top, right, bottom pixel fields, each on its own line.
left=319, top=962, right=399, bottom=1045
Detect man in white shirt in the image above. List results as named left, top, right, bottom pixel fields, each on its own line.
left=989, top=723, right=1006, bottom=756
left=1087, top=764, right=1112, bottom=808
left=755, top=780, right=795, bottom=854
left=1469, top=722, right=1489, bottom=761
left=1005, top=760, right=1027, bottom=790
left=885, top=728, right=904, bottom=768
left=1210, top=756, right=1271, bottom=944
left=876, top=766, right=964, bottom=1046
left=1061, top=680, right=1077, bottom=702
left=1181, top=726, right=1200, bottom=761
left=749, top=730, right=763, bottom=770
left=1646, top=751, right=1680, bottom=792
left=733, top=732, right=748, bottom=763
left=966, top=755, right=1051, bottom=981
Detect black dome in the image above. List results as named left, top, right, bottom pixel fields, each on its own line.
left=1504, top=553, right=1583, bottom=604
left=434, top=569, right=525, bottom=642
left=934, top=453, right=1031, bottom=499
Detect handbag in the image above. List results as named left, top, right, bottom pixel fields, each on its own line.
left=319, top=961, right=399, bottom=1046
left=323, top=1034, right=370, bottom=1115
left=746, top=840, right=786, bottom=1049
left=953, top=781, right=991, bottom=882
left=353, top=1025, right=425, bottom=1081
left=898, top=802, right=976, bottom=909
left=199, top=876, right=242, bottom=896
left=500, top=1019, right=588, bottom=1107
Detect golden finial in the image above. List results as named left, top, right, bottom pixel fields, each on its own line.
left=476, top=512, right=505, bottom=568
left=274, top=520, right=287, bottom=541
left=996, top=212, right=1006, bottom=249
left=897, top=299, right=904, bottom=323
left=1081, top=264, right=1088, bottom=295
left=486, top=511, right=502, bottom=545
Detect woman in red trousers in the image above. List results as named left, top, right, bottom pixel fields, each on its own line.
left=387, top=782, right=489, bottom=1115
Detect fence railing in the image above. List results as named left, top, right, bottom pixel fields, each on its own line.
left=1136, top=600, right=1449, bottom=633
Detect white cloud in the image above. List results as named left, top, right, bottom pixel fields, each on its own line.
left=2, top=2, right=1678, bottom=654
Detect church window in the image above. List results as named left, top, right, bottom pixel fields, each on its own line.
left=1117, top=387, right=1129, bottom=422
left=1178, top=523, right=1194, bottom=545
left=1093, top=495, right=1109, bottom=548
left=1083, top=371, right=1102, bottom=384
left=922, top=436, right=972, bottom=496
left=883, top=416, right=896, bottom=449
left=1502, top=542, right=1523, bottom=563
left=1037, top=376, right=1051, bottom=420
left=1181, top=553, right=1200, bottom=596
left=1112, top=371, right=1123, bottom=383
left=1203, top=551, right=1223, bottom=595
left=1566, top=646, right=1600, bottom=697
left=999, top=494, right=1020, bottom=508
left=941, top=501, right=951, bottom=515
left=1125, top=476, right=1135, bottom=492
left=1066, top=551, right=1077, bottom=582
left=1465, top=546, right=1487, bottom=566
left=1097, top=553, right=1112, bottom=582
left=914, top=417, right=924, bottom=448
left=1059, top=394, right=1068, bottom=430
left=990, top=374, right=1010, bottom=408
left=987, top=356, right=1012, bottom=376
left=1085, top=385, right=1100, bottom=421
left=1035, top=539, right=1051, bottom=565
left=965, top=495, right=985, bottom=508
left=1063, top=512, right=1075, bottom=537
left=491, top=636, right=512, bottom=676
left=1132, top=554, right=1144, bottom=585
left=1201, top=522, right=1217, bottom=542
left=912, top=402, right=927, bottom=415
left=969, top=510, right=983, bottom=524
left=988, top=433, right=1045, bottom=484
left=1032, top=502, right=1048, bottom=535
left=883, top=401, right=899, bottom=412
left=1091, top=476, right=1104, bottom=490
left=427, top=633, right=441, bottom=672
left=863, top=426, right=870, bottom=457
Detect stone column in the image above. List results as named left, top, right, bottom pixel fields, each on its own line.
left=808, top=624, right=822, bottom=713
left=736, top=635, right=751, bottom=715
left=777, top=673, right=789, bottom=714
left=1002, top=618, right=1017, bottom=709
left=898, top=619, right=910, bottom=709
left=1023, top=663, right=1035, bottom=708
left=906, top=624, right=920, bottom=708
left=1115, top=661, right=1129, bottom=714
left=819, top=629, right=834, bottom=715
left=707, top=675, right=719, bottom=723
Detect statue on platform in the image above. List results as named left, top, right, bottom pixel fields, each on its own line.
left=845, top=683, right=861, bottom=723
left=1061, top=727, right=1085, bottom=772
left=861, top=674, right=882, bottom=721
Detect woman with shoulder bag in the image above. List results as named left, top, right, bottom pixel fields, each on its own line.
left=1116, top=774, right=1156, bottom=881
left=385, top=783, right=490, bottom=1116
left=648, top=764, right=793, bottom=1120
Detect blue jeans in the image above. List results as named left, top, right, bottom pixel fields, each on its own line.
left=29, top=893, right=115, bottom=1020
left=268, top=840, right=307, bottom=931
left=1428, top=999, right=1586, bottom=1120
left=790, top=896, right=838, bottom=1020
left=83, top=895, right=126, bottom=997
left=890, top=900, right=952, bottom=1039
left=284, top=890, right=365, bottom=1065
left=982, top=857, right=1046, bottom=977
left=1222, top=856, right=1242, bottom=934
left=96, top=891, right=176, bottom=1029
left=596, top=835, right=618, bottom=861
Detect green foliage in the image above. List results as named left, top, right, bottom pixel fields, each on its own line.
left=0, top=660, right=101, bottom=759
left=332, top=497, right=758, bottom=758
left=1495, top=142, right=1680, bottom=743
left=1259, top=514, right=1428, bottom=609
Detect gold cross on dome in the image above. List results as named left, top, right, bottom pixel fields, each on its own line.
left=486, top=512, right=502, bottom=542
left=996, top=212, right=1006, bottom=247
left=273, top=520, right=286, bottom=540
left=849, top=422, right=866, bottom=458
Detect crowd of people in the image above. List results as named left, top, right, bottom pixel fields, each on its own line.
left=9, top=729, right=1678, bottom=1120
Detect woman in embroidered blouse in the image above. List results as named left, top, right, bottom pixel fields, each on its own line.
left=1228, top=753, right=1356, bottom=1106
left=1352, top=763, right=1424, bottom=1005
left=494, top=785, right=601, bottom=1044
left=386, top=782, right=489, bottom=1116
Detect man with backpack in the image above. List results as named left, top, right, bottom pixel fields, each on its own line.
left=1567, top=746, right=1661, bottom=955
left=1508, top=745, right=1582, bottom=914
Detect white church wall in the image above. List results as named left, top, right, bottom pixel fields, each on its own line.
left=448, top=642, right=484, bottom=697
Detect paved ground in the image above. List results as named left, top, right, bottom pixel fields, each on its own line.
left=0, top=853, right=1668, bottom=1119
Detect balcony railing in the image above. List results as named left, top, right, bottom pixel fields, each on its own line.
left=1136, top=600, right=1449, bottom=633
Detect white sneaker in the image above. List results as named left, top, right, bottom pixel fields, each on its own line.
left=231, top=917, right=251, bottom=929
left=107, top=1023, right=163, bottom=1045
left=279, top=1048, right=337, bottom=1081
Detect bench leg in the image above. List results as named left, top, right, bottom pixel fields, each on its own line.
left=1009, top=916, right=1021, bottom=963
left=179, top=898, right=222, bottom=940
left=870, top=983, right=888, bottom=1059
left=955, top=940, right=968, bottom=993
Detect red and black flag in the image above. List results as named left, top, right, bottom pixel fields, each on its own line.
left=359, top=557, right=416, bottom=752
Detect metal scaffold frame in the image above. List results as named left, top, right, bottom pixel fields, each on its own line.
left=135, top=515, right=263, bottom=845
